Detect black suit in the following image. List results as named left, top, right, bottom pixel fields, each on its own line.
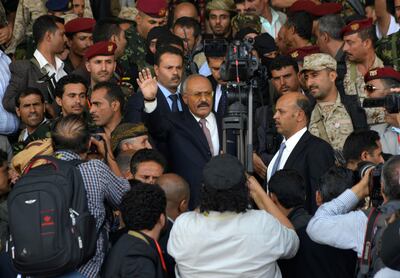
left=147, top=107, right=222, bottom=209
left=282, top=131, right=334, bottom=214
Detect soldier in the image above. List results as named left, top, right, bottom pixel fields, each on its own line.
left=342, top=18, right=385, bottom=125
left=364, top=67, right=400, bottom=155
left=64, top=17, right=95, bottom=73
left=5, top=0, right=93, bottom=58
left=301, top=53, right=356, bottom=151
left=205, top=0, right=236, bottom=40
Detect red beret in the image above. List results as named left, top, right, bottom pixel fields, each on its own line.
left=136, top=0, right=168, bottom=18
left=341, top=18, right=373, bottom=37
left=313, top=3, right=342, bottom=16
left=65, top=18, right=96, bottom=34
left=288, top=1, right=317, bottom=15
left=85, top=41, right=117, bottom=60
left=364, top=67, right=400, bottom=83
left=289, top=45, right=320, bottom=62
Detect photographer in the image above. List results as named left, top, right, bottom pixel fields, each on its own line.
left=364, top=67, right=400, bottom=155
left=307, top=156, right=400, bottom=277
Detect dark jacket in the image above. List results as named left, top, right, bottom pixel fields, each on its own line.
left=102, top=232, right=166, bottom=278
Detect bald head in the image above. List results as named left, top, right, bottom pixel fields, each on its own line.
left=158, top=173, right=190, bottom=220
left=173, top=2, right=200, bottom=23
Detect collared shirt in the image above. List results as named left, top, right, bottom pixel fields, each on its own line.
left=190, top=111, right=220, bottom=156
left=158, top=82, right=183, bottom=111
left=19, top=118, right=48, bottom=141
left=168, top=210, right=299, bottom=278
left=260, top=8, right=287, bottom=39
left=306, top=189, right=367, bottom=257
left=33, top=49, right=67, bottom=83
left=55, top=150, right=130, bottom=277
left=267, top=127, right=307, bottom=182
left=0, top=50, right=19, bottom=134
left=214, top=84, right=223, bottom=111
left=376, top=15, right=400, bottom=39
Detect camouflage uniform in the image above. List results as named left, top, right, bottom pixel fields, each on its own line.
left=309, top=93, right=354, bottom=151
left=5, top=0, right=93, bottom=56
left=376, top=30, right=400, bottom=71
left=343, top=56, right=385, bottom=125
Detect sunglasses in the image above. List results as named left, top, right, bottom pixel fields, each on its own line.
left=364, top=84, right=385, bottom=92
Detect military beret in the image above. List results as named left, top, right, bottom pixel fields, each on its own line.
left=65, top=18, right=96, bottom=34
left=288, top=0, right=318, bottom=16
left=46, top=0, right=70, bottom=12
left=341, top=18, right=373, bottom=37
left=85, top=41, right=117, bottom=60
left=136, top=0, right=168, bottom=18
left=364, top=67, right=400, bottom=83
left=289, top=45, right=320, bottom=63
left=381, top=217, right=400, bottom=271
left=206, top=0, right=236, bottom=12
left=111, top=123, right=148, bottom=152
left=203, top=154, right=246, bottom=190
left=289, top=1, right=342, bottom=17
left=300, top=53, right=337, bottom=73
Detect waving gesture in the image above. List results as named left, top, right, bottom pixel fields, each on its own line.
left=137, top=68, right=158, bottom=101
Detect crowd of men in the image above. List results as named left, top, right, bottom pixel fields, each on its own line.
left=1, top=0, right=400, bottom=277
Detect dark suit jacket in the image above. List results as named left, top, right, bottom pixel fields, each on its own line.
left=283, top=131, right=335, bottom=214
left=147, top=107, right=222, bottom=209
left=3, top=59, right=49, bottom=113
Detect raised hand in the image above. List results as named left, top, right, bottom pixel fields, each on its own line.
left=137, top=68, right=158, bottom=101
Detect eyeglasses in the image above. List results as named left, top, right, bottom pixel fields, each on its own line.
left=186, top=91, right=213, bottom=99
left=364, top=84, right=386, bottom=92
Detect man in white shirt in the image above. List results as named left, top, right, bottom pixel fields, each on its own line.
left=374, top=0, right=400, bottom=39
left=266, top=92, right=334, bottom=213
left=168, top=154, right=299, bottom=278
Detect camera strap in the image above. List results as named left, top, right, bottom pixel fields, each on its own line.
left=359, top=207, right=381, bottom=275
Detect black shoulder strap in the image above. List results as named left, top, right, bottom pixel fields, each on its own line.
left=359, top=208, right=381, bottom=276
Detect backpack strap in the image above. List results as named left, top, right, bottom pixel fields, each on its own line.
left=359, top=208, right=381, bottom=275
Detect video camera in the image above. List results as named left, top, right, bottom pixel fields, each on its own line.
left=363, top=94, right=400, bottom=114
left=355, top=161, right=384, bottom=207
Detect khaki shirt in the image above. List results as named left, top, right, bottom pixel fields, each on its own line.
left=343, top=55, right=385, bottom=125
left=309, top=93, right=354, bottom=151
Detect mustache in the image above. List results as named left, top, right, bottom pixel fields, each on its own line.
left=198, top=102, right=210, bottom=108
left=309, top=85, right=318, bottom=91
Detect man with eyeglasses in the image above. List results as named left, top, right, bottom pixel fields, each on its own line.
left=365, top=67, right=400, bottom=155
left=139, top=71, right=221, bottom=210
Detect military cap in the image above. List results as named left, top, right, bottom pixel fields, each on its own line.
left=231, top=14, right=262, bottom=34
left=288, top=0, right=318, bottom=15
left=364, top=67, right=400, bottom=83
left=289, top=1, right=342, bottom=17
left=85, top=41, right=117, bottom=60
left=313, top=2, right=342, bottom=16
left=46, top=0, right=70, bottom=12
left=206, top=0, right=236, bottom=12
left=65, top=18, right=96, bottom=34
left=341, top=18, right=373, bottom=37
left=136, top=0, right=168, bottom=18
left=203, top=154, right=246, bottom=190
left=111, top=123, right=148, bottom=152
left=289, top=45, right=320, bottom=62
left=300, top=53, right=337, bottom=73
left=119, top=6, right=138, bottom=22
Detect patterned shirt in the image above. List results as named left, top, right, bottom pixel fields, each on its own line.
left=55, top=150, right=130, bottom=278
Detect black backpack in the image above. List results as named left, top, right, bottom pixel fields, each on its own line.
left=7, top=156, right=97, bottom=277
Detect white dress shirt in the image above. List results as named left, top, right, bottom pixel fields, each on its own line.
left=266, top=127, right=307, bottom=182
left=168, top=210, right=299, bottom=278
left=376, top=15, right=400, bottom=39
left=0, top=50, right=19, bottom=134
left=191, top=112, right=220, bottom=156
left=33, top=49, right=67, bottom=84
left=260, top=8, right=287, bottom=39
left=214, top=84, right=223, bottom=112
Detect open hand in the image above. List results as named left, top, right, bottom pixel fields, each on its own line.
left=137, top=68, right=158, bottom=101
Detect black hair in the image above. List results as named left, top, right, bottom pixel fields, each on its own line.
left=359, top=27, right=377, bottom=47
left=130, top=149, right=167, bottom=175
left=318, top=166, right=355, bottom=203
left=0, top=149, right=7, bottom=168
left=55, top=74, right=88, bottom=98
left=51, top=114, right=90, bottom=154
left=92, top=82, right=126, bottom=113
left=343, top=130, right=381, bottom=163
left=15, top=87, right=45, bottom=107
left=155, top=36, right=185, bottom=56
left=33, top=15, right=64, bottom=44
left=154, top=45, right=184, bottom=66
left=382, top=155, right=400, bottom=200
left=382, top=78, right=400, bottom=89
left=268, top=169, right=305, bottom=209
left=173, top=16, right=201, bottom=38
left=92, top=17, right=122, bottom=43
left=199, top=184, right=249, bottom=213
left=269, top=55, right=299, bottom=74
left=296, top=96, right=312, bottom=123
left=120, top=183, right=166, bottom=231
left=285, top=12, right=313, bottom=42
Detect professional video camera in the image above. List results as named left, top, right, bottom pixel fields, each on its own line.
left=363, top=94, right=400, bottom=114
left=356, top=161, right=384, bottom=207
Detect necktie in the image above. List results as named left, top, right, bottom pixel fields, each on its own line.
left=169, top=94, right=179, bottom=112
left=217, top=85, right=227, bottom=118
left=199, top=118, right=214, bottom=154
left=270, top=142, right=286, bottom=177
